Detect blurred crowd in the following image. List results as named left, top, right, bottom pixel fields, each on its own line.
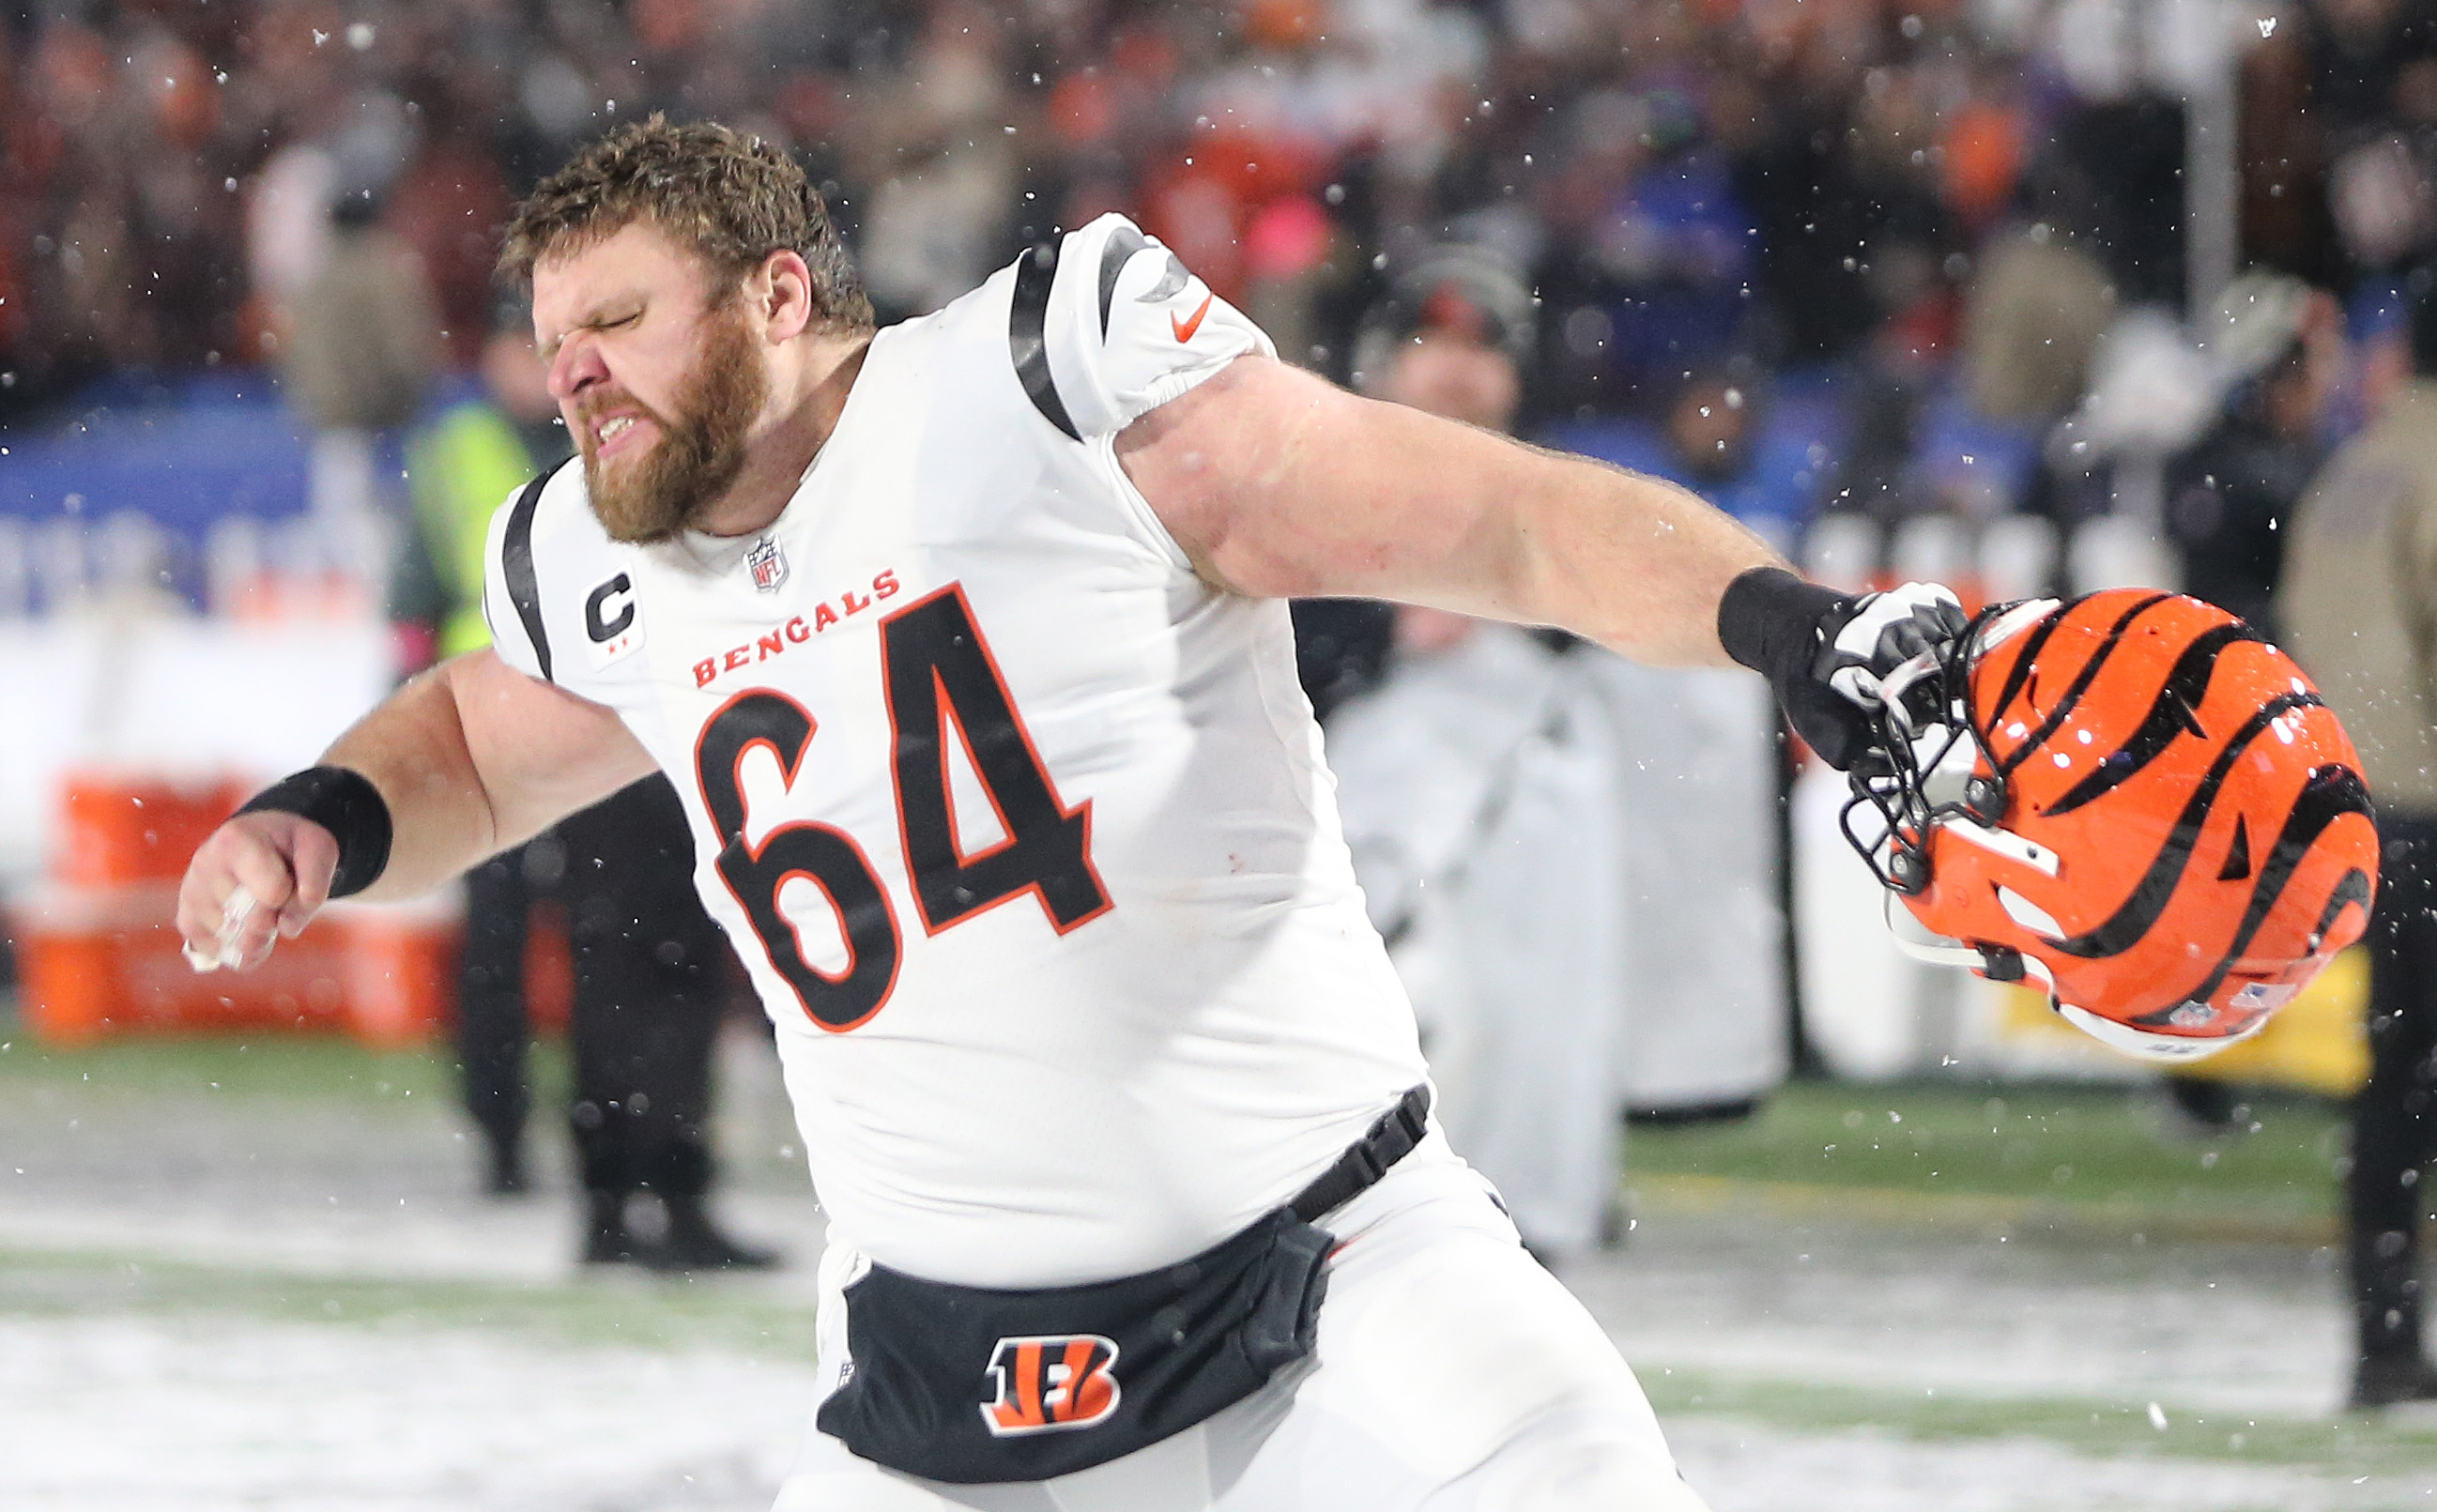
left=8, top=0, right=2437, bottom=601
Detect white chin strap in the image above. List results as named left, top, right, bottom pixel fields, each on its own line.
left=1883, top=893, right=1993, bottom=973
left=1882, top=896, right=2267, bottom=1063
left=1881, top=887, right=2056, bottom=974
left=2053, top=1001, right=2268, bottom=1063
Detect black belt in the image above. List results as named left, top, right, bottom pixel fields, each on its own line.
left=1288, top=1083, right=1433, bottom=1224
left=817, top=1081, right=1433, bottom=1483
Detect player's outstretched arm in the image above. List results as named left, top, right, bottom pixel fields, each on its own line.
left=1116, top=353, right=1778, bottom=667
left=176, top=648, right=653, bottom=968
left=1117, top=354, right=1969, bottom=767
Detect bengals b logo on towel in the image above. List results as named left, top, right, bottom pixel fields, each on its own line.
left=980, top=1335, right=1122, bottom=1435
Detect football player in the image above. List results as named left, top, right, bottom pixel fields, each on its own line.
left=176, top=118, right=1952, bottom=1510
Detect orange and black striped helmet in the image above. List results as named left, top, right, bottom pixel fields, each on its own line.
left=1851, top=588, right=2379, bottom=1061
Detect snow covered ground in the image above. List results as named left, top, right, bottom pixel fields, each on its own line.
left=2, top=1034, right=2431, bottom=1511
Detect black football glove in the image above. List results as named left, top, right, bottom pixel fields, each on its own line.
left=1718, top=567, right=1969, bottom=771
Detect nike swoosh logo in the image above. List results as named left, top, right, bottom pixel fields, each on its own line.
left=1171, top=294, right=1213, bottom=344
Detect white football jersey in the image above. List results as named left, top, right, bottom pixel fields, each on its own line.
left=483, top=215, right=1428, bottom=1287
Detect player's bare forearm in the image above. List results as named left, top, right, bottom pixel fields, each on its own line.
left=330, top=649, right=653, bottom=899
left=1118, top=355, right=1785, bottom=666
left=312, top=665, right=494, bottom=901
left=1501, top=436, right=1785, bottom=664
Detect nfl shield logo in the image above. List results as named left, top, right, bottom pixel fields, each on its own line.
left=746, top=536, right=789, bottom=593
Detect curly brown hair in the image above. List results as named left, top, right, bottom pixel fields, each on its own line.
left=498, top=115, right=872, bottom=331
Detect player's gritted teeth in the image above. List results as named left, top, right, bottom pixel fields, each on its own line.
left=592, top=410, right=651, bottom=459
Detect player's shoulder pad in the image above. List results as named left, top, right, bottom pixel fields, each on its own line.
left=480, top=455, right=614, bottom=685
left=1008, top=212, right=1276, bottom=443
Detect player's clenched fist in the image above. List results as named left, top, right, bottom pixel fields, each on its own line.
left=175, top=766, right=394, bottom=971
left=177, top=811, right=340, bottom=970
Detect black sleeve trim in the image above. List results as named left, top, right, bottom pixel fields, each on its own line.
left=1009, top=241, right=1081, bottom=442
left=1716, top=566, right=1843, bottom=677
left=1096, top=221, right=1149, bottom=338
left=238, top=766, right=393, bottom=898
left=501, top=466, right=559, bottom=682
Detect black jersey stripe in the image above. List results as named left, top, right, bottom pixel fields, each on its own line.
left=2047, top=691, right=2322, bottom=959
left=1097, top=221, right=1150, bottom=337
left=2043, top=621, right=2268, bottom=817
left=1996, top=592, right=2174, bottom=776
left=502, top=469, right=556, bottom=683
left=1009, top=241, right=1081, bottom=442
left=2130, top=765, right=2373, bottom=1025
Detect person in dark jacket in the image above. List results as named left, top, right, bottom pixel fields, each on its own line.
left=395, top=314, right=778, bottom=1271
left=2282, top=267, right=2437, bottom=1409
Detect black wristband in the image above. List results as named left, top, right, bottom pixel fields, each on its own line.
left=237, top=766, right=393, bottom=898
left=1717, top=565, right=1847, bottom=679
left=1719, top=565, right=1886, bottom=771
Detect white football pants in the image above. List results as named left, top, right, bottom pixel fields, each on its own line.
left=772, top=1131, right=1709, bottom=1512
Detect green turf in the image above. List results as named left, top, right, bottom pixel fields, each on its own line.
left=1, top=1032, right=464, bottom=1102
left=0, top=1244, right=822, bottom=1358
left=0, top=1029, right=576, bottom=1123
left=8, top=1241, right=2429, bottom=1483
left=1640, top=1366, right=2437, bottom=1480
left=0, top=1038, right=2356, bottom=1224
left=0, top=1036, right=2414, bottom=1486
left=1628, top=1078, right=2348, bottom=1232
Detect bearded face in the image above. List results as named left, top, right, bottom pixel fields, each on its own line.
left=578, top=297, right=770, bottom=544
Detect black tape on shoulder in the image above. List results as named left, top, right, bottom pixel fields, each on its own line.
left=1096, top=221, right=1150, bottom=337
left=238, top=766, right=393, bottom=899
left=501, top=470, right=555, bottom=682
left=1009, top=241, right=1081, bottom=442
